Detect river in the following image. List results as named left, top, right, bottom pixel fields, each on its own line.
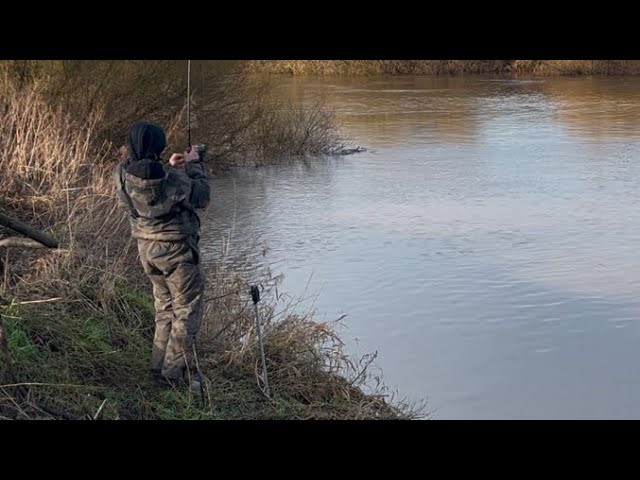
left=203, top=75, right=640, bottom=419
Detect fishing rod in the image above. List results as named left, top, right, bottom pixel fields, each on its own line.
left=187, top=60, right=191, bottom=148
left=186, top=60, right=207, bottom=405
left=186, top=59, right=207, bottom=160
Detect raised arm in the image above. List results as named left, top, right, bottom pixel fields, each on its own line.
left=169, top=149, right=210, bottom=209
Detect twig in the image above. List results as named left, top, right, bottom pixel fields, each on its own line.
left=0, top=386, right=29, bottom=418
left=204, top=290, right=240, bottom=303
left=93, top=399, right=107, bottom=420
left=0, top=382, right=96, bottom=389
left=254, top=359, right=270, bottom=399
left=348, top=351, right=379, bottom=387
left=2, top=247, right=8, bottom=293
left=12, top=297, right=63, bottom=306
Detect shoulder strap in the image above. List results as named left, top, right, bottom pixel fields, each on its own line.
left=118, top=163, right=139, bottom=219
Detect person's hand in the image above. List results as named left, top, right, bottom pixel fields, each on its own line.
left=169, top=153, right=186, bottom=168
left=184, top=147, right=200, bottom=163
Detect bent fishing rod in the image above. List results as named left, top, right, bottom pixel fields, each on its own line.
left=186, top=60, right=207, bottom=161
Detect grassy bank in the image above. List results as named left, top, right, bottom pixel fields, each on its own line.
left=241, top=60, right=640, bottom=76
left=0, top=64, right=419, bottom=419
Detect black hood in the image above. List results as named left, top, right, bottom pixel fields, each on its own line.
left=127, top=121, right=167, bottom=162
left=125, top=122, right=167, bottom=180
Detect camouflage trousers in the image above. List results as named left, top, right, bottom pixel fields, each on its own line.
left=137, top=236, right=204, bottom=380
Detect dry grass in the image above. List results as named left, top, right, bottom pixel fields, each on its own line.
left=240, top=60, right=511, bottom=75
left=0, top=67, right=421, bottom=420
left=241, top=60, right=640, bottom=76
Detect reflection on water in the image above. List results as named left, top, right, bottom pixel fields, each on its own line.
left=203, top=76, right=640, bottom=419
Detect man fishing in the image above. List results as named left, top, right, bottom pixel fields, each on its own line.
left=114, top=121, right=210, bottom=390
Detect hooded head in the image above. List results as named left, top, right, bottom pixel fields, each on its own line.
left=125, top=121, right=166, bottom=179
left=127, top=121, right=167, bottom=162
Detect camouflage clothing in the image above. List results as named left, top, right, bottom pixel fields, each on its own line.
left=137, top=236, right=204, bottom=379
left=115, top=159, right=209, bottom=242
left=115, top=123, right=210, bottom=381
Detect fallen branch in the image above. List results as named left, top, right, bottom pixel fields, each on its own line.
left=0, top=237, right=49, bottom=249
left=0, top=212, right=58, bottom=248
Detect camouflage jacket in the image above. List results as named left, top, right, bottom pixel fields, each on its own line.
left=115, top=159, right=210, bottom=241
